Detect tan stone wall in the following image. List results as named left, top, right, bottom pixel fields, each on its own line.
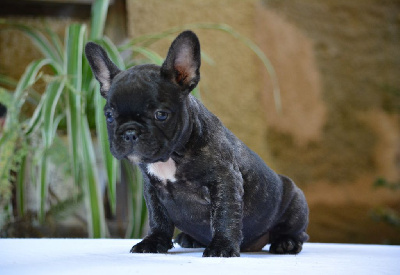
left=127, top=0, right=400, bottom=244
left=260, top=0, right=400, bottom=243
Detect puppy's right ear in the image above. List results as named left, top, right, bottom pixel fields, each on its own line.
left=161, top=30, right=201, bottom=94
left=85, top=42, right=121, bottom=98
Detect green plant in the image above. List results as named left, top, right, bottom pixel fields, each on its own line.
left=370, top=84, right=400, bottom=240
left=0, top=0, right=119, bottom=238
left=371, top=178, right=400, bottom=231
left=0, top=0, right=280, bottom=239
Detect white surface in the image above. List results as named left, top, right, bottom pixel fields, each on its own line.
left=0, top=239, right=399, bottom=275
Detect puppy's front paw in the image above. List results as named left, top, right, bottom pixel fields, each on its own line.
left=130, top=235, right=173, bottom=254
left=202, top=239, right=240, bottom=257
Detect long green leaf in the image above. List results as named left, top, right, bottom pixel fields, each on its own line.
left=131, top=46, right=163, bottom=66
left=81, top=0, right=107, bottom=97
left=64, top=24, right=86, bottom=186
left=65, top=24, right=85, bottom=91
left=124, top=160, right=147, bottom=239
left=81, top=117, right=107, bottom=238
left=135, top=166, right=147, bottom=238
left=123, top=160, right=134, bottom=238
left=24, top=91, right=46, bottom=136
left=12, top=59, right=54, bottom=113
left=38, top=155, right=47, bottom=223
left=42, top=81, right=65, bottom=147
left=0, top=75, right=18, bottom=88
left=97, top=37, right=125, bottom=69
left=95, top=87, right=118, bottom=216
left=45, top=25, right=64, bottom=64
left=1, top=22, right=63, bottom=71
left=89, top=0, right=109, bottom=40
left=16, top=155, right=27, bottom=217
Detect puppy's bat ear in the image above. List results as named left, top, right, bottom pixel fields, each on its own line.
left=161, top=30, right=201, bottom=93
left=85, top=42, right=121, bottom=98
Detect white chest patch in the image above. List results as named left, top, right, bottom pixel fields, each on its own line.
left=147, top=158, right=177, bottom=184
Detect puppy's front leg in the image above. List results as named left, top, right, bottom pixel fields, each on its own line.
left=203, top=169, right=244, bottom=257
left=130, top=176, right=174, bottom=254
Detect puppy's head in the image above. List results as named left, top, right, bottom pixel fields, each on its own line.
left=85, top=31, right=201, bottom=163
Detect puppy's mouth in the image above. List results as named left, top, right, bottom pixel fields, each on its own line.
left=118, top=146, right=171, bottom=164
left=127, top=154, right=141, bottom=164
left=127, top=155, right=168, bottom=164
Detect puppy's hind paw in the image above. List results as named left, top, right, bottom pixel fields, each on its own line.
left=130, top=235, right=173, bottom=254
left=269, top=238, right=303, bottom=255
left=174, top=233, right=205, bottom=248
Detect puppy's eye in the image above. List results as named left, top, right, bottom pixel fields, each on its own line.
left=105, top=111, right=114, bottom=123
left=154, top=111, right=169, bottom=121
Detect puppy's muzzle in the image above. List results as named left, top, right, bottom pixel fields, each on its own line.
left=118, top=123, right=142, bottom=143
left=123, top=129, right=139, bottom=142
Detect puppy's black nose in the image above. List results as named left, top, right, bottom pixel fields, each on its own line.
left=123, top=129, right=138, bottom=142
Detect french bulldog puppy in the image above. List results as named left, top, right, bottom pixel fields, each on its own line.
left=85, top=30, right=309, bottom=257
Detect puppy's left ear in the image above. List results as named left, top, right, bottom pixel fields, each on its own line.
left=85, top=42, right=121, bottom=98
left=161, top=30, right=201, bottom=93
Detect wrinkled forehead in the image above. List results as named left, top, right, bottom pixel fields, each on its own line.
left=107, top=65, right=159, bottom=109
left=110, top=64, right=161, bottom=95
left=107, top=65, right=182, bottom=115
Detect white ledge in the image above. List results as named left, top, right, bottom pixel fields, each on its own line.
left=1, top=239, right=399, bottom=275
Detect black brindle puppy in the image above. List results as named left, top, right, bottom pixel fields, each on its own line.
left=85, top=31, right=309, bottom=257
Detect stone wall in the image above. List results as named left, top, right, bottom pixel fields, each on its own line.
left=127, top=0, right=400, bottom=244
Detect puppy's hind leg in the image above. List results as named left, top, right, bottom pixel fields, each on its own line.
left=269, top=176, right=309, bottom=255
left=174, top=232, right=206, bottom=248
left=269, top=210, right=309, bottom=254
